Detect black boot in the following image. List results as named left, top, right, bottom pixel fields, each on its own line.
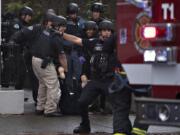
left=73, top=123, right=91, bottom=133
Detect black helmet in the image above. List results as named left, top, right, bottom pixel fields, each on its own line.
left=66, top=3, right=79, bottom=14
left=91, top=2, right=104, bottom=13
left=52, top=15, right=67, bottom=28
left=84, top=21, right=98, bottom=31
left=99, top=20, right=114, bottom=31
left=19, top=6, right=34, bottom=16
left=47, top=9, right=56, bottom=14
left=43, top=9, right=56, bottom=23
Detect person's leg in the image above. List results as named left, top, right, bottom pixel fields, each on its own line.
left=108, top=86, right=132, bottom=135
left=99, top=93, right=106, bottom=113
left=43, top=63, right=61, bottom=114
left=24, top=52, right=39, bottom=103
left=73, top=80, right=100, bottom=133
left=36, top=80, right=46, bottom=112
left=65, top=53, right=73, bottom=92
left=15, top=53, right=26, bottom=89
left=32, top=57, right=46, bottom=112
left=31, top=71, right=39, bottom=103
left=131, top=85, right=150, bottom=135
left=72, top=51, right=82, bottom=93
left=1, top=56, right=11, bottom=87
left=72, top=51, right=82, bottom=80
left=131, top=120, right=149, bottom=135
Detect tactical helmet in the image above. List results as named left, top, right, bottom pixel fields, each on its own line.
left=52, top=15, right=67, bottom=28
left=84, top=21, right=98, bottom=31
left=66, top=3, right=79, bottom=14
left=43, top=11, right=56, bottom=23
left=47, top=9, right=56, bottom=14
left=43, top=9, right=56, bottom=22
left=91, top=2, right=104, bottom=13
left=99, top=20, right=114, bottom=31
left=19, top=6, right=34, bottom=16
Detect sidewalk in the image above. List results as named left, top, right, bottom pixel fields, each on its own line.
left=0, top=89, right=180, bottom=135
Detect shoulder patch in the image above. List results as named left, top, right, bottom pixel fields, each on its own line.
left=27, top=26, right=34, bottom=30
left=14, top=24, right=20, bottom=29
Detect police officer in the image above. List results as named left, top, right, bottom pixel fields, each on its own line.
left=10, top=6, right=34, bottom=37
left=11, top=13, right=67, bottom=117
left=90, top=2, right=109, bottom=113
left=80, top=21, right=100, bottom=112
left=14, top=6, right=34, bottom=90
left=64, top=2, right=85, bottom=94
left=1, top=6, right=34, bottom=88
left=90, top=2, right=105, bottom=26
left=81, top=21, right=98, bottom=81
left=63, top=20, right=132, bottom=134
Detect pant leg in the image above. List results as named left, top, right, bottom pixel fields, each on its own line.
left=15, top=53, right=26, bottom=89
left=43, top=63, right=61, bottom=113
left=36, top=80, right=47, bottom=111
left=108, top=86, right=132, bottom=134
left=78, top=80, right=100, bottom=126
left=24, top=51, right=39, bottom=103
left=132, top=85, right=150, bottom=135
left=30, top=70, right=39, bottom=103
left=65, top=53, right=73, bottom=92
left=32, top=57, right=46, bottom=111
left=133, top=120, right=149, bottom=130
left=1, top=57, right=11, bottom=87
left=32, top=57, right=61, bottom=113
left=99, top=94, right=106, bottom=110
left=72, top=51, right=82, bottom=80
left=71, top=51, right=82, bottom=93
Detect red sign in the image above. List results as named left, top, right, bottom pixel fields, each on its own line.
left=152, top=0, right=180, bottom=23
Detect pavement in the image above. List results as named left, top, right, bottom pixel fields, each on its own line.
left=0, top=89, right=180, bottom=135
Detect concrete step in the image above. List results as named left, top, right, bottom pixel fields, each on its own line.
left=0, top=87, right=24, bottom=114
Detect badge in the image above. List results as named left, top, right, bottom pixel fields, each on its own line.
left=14, top=24, right=20, bottom=29
left=28, top=26, right=33, bottom=30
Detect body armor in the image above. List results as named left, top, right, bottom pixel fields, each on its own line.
left=90, top=42, right=109, bottom=74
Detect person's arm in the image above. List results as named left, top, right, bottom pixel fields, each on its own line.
left=58, top=53, right=68, bottom=72
left=10, top=25, right=36, bottom=44
left=63, top=33, right=83, bottom=46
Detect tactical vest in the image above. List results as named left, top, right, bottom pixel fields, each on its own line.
left=90, top=42, right=109, bottom=75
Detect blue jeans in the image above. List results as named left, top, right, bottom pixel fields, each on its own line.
left=65, top=51, right=82, bottom=92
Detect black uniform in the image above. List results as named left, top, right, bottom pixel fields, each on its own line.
left=8, top=18, right=38, bottom=103
left=73, top=34, right=132, bottom=134
left=90, top=15, right=108, bottom=113
left=13, top=18, right=38, bottom=93
left=1, top=16, right=30, bottom=88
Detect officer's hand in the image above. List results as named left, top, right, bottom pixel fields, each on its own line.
left=81, top=75, right=88, bottom=88
left=58, top=66, right=65, bottom=79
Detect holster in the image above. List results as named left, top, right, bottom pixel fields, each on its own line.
left=41, top=57, right=52, bottom=69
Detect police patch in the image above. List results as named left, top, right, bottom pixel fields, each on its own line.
left=28, top=26, right=33, bottom=30
left=14, top=24, right=20, bottom=29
